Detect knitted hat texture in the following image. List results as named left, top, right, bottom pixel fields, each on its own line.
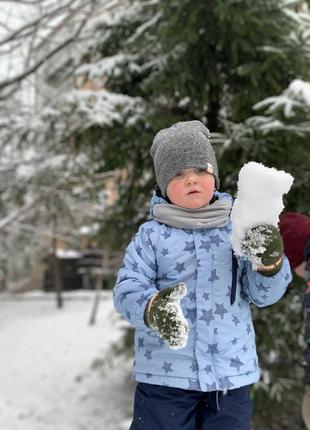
left=150, top=120, right=219, bottom=197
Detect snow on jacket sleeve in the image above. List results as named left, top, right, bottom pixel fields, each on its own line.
left=240, top=256, right=292, bottom=307
left=113, top=223, right=158, bottom=330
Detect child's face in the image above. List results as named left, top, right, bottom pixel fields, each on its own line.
left=166, top=168, right=216, bottom=209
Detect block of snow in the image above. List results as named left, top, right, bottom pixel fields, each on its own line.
left=230, top=162, right=294, bottom=266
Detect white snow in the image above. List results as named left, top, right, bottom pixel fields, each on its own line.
left=127, top=12, right=162, bottom=43
left=254, top=79, right=310, bottom=117
left=288, top=79, right=310, bottom=106
left=0, top=290, right=134, bottom=430
left=55, top=248, right=82, bottom=258
left=63, top=89, right=143, bottom=128
left=230, top=162, right=294, bottom=266
left=75, top=54, right=140, bottom=80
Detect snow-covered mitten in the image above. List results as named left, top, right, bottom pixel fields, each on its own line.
left=241, top=224, right=284, bottom=276
left=144, top=283, right=189, bottom=350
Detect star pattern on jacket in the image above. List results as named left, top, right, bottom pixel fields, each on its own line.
left=114, top=192, right=292, bottom=393
left=184, top=241, right=195, bottom=254
left=208, top=269, right=220, bottom=282
left=231, top=337, right=238, bottom=345
left=135, top=244, right=143, bottom=257
left=190, top=360, right=199, bottom=372
left=136, top=293, right=148, bottom=306
left=162, top=361, right=173, bottom=374
left=144, top=349, right=153, bottom=361
left=162, top=228, right=172, bottom=240
left=145, top=227, right=155, bottom=237
left=207, top=343, right=219, bottom=355
left=210, top=235, right=224, bottom=247
left=175, top=262, right=185, bottom=274
left=214, top=303, right=228, bottom=320
left=202, top=292, right=210, bottom=301
left=204, top=365, right=212, bottom=374
left=149, top=261, right=157, bottom=272
left=158, top=338, right=165, bottom=346
left=230, top=355, right=244, bottom=372
left=188, top=291, right=196, bottom=302
left=232, top=316, right=240, bottom=326
left=219, top=377, right=234, bottom=389
left=185, top=309, right=196, bottom=324
left=199, top=309, right=214, bottom=326
left=199, top=240, right=212, bottom=252
left=257, top=283, right=271, bottom=293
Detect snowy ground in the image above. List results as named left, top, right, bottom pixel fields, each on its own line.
left=0, top=290, right=134, bottom=430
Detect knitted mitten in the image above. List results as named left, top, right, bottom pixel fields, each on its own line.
left=241, top=224, right=284, bottom=276
left=144, top=283, right=189, bottom=349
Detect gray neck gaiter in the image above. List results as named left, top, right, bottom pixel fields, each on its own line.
left=153, top=199, right=232, bottom=229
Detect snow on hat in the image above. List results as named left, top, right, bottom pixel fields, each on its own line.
left=150, top=120, right=219, bottom=197
left=279, top=212, right=310, bottom=269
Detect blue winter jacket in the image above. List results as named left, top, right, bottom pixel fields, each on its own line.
left=113, top=191, right=292, bottom=391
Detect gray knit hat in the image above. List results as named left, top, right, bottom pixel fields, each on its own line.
left=150, top=120, right=219, bottom=197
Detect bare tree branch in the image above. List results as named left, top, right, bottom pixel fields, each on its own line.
left=0, top=1, right=42, bottom=4
left=0, top=0, right=77, bottom=46
left=0, top=178, right=67, bottom=231
left=0, top=0, right=115, bottom=92
left=0, top=13, right=88, bottom=90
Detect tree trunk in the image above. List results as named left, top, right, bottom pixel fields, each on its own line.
left=52, top=231, right=63, bottom=308
left=206, top=84, right=220, bottom=132
left=89, top=254, right=107, bottom=325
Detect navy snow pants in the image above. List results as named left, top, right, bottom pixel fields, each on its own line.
left=130, top=382, right=253, bottom=430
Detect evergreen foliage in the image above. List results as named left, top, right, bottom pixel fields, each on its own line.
left=64, top=0, right=310, bottom=249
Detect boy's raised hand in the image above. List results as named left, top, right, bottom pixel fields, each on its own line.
left=241, top=224, right=284, bottom=276
left=144, top=283, right=189, bottom=350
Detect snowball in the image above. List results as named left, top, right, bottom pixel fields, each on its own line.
left=230, top=162, right=294, bottom=266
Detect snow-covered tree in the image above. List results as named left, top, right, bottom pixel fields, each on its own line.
left=53, top=0, right=310, bottom=248
left=220, top=77, right=310, bottom=214
left=0, top=0, right=123, bottom=288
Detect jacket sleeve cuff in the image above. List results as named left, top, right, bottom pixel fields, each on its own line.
left=257, top=257, right=283, bottom=277
left=131, top=292, right=157, bottom=330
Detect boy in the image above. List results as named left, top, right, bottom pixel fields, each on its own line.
left=114, top=120, right=292, bottom=430
left=279, top=212, right=310, bottom=430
